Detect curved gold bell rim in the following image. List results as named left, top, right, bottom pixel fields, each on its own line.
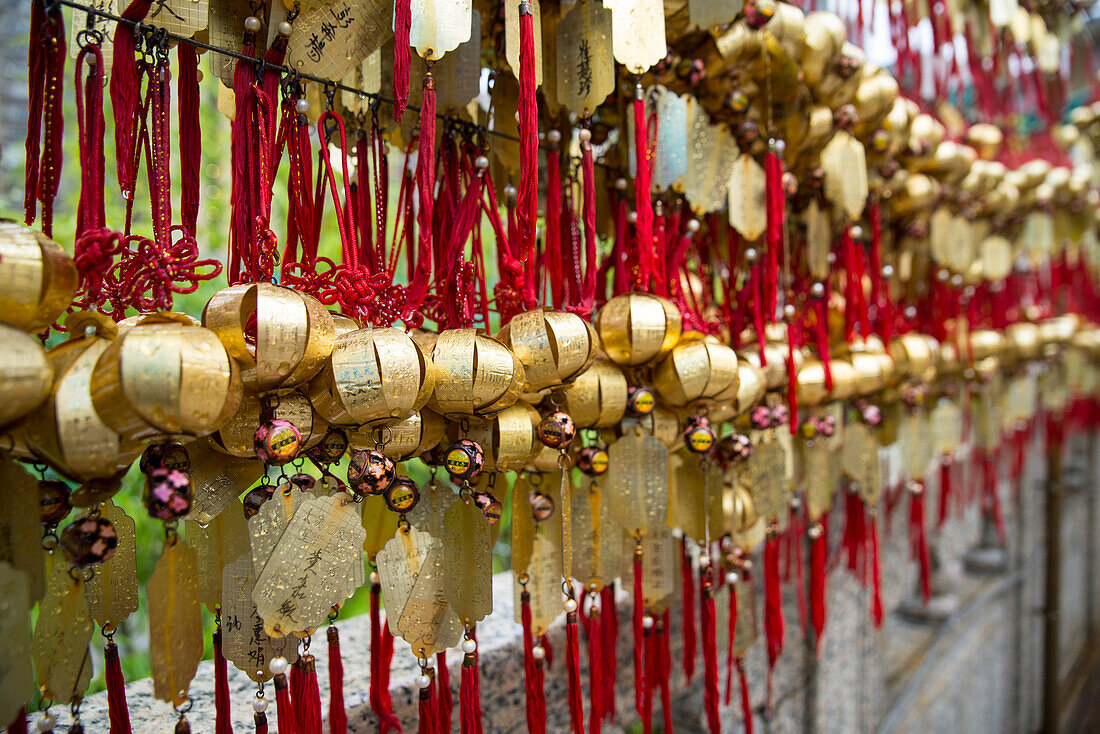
left=0, top=222, right=78, bottom=332
left=968, top=329, right=1005, bottom=362
left=1006, top=322, right=1041, bottom=362
left=497, top=308, right=600, bottom=392
left=595, top=293, right=683, bottom=367
left=426, top=329, right=525, bottom=418
left=462, top=400, right=540, bottom=472
left=562, top=359, right=628, bottom=429
left=0, top=323, right=53, bottom=431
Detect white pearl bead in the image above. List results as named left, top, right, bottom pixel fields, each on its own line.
left=615, top=178, right=628, bottom=191
left=532, top=645, right=546, bottom=660
left=783, top=304, right=796, bottom=320
left=278, top=21, right=293, bottom=37
left=563, top=598, right=578, bottom=613
left=698, top=553, right=711, bottom=568
left=476, top=155, right=490, bottom=170
left=37, top=714, right=56, bottom=732
left=725, top=571, right=740, bottom=586
left=850, top=225, right=863, bottom=239
left=253, top=697, right=269, bottom=714
left=742, top=559, right=754, bottom=571
left=462, top=638, right=477, bottom=654
left=244, top=16, right=262, bottom=32
left=504, top=184, right=517, bottom=198
left=744, top=247, right=758, bottom=263
left=578, top=129, right=592, bottom=143
left=686, top=219, right=700, bottom=233
left=642, top=615, right=655, bottom=630
left=627, top=211, right=638, bottom=224
left=295, top=98, right=310, bottom=115
left=416, top=674, right=432, bottom=689
left=269, top=656, right=289, bottom=675
left=773, top=139, right=786, bottom=155
left=882, top=264, right=895, bottom=277
left=548, top=129, right=562, bottom=144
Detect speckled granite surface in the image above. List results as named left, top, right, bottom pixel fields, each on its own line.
left=26, top=433, right=1100, bottom=734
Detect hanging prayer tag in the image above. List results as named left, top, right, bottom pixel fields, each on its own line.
left=249, top=484, right=305, bottom=580
left=689, top=0, right=741, bottom=28
left=69, top=0, right=116, bottom=68
left=222, top=554, right=299, bottom=682
left=641, top=525, right=677, bottom=613
left=525, top=532, right=565, bottom=632
left=362, top=494, right=402, bottom=559
left=821, top=130, right=869, bottom=222
left=653, top=88, right=689, bottom=191
left=378, top=526, right=462, bottom=656
left=444, top=499, right=493, bottom=623
left=341, top=50, right=384, bottom=113
left=434, top=9, right=481, bottom=111
left=254, top=494, right=366, bottom=636
left=728, top=152, right=768, bottom=240
left=0, top=562, right=33, bottom=726
left=0, top=457, right=44, bottom=601
left=186, top=439, right=266, bottom=525
left=733, top=580, right=758, bottom=657
left=84, top=500, right=139, bottom=625
left=287, top=0, right=392, bottom=79
left=556, top=0, right=615, bottom=115
left=609, top=0, right=666, bottom=73
left=148, top=539, right=204, bottom=706
left=842, top=421, right=883, bottom=505
left=407, top=478, right=456, bottom=540
left=511, top=474, right=536, bottom=576
left=409, top=0, right=473, bottom=60
left=606, top=430, right=670, bottom=535
left=34, top=563, right=93, bottom=704
left=506, top=0, right=544, bottom=86
left=145, top=0, right=209, bottom=37
left=571, top=475, right=597, bottom=585
left=209, top=0, right=260, bottom=87
left=668, top=451, right=705, bottom=541
left=805, top=200, right=832, bottom=281
left=746, top=429, right=790, bottom=521
left=188, top=498, right=249, bottom=609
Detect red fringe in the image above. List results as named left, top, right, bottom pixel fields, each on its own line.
left=545, top=144, right=563, bottom=309
left=909, top=486, right=932, bottom=604
left=406, top=74, right=436, bottom=318
left=177, top=44, right=201, bottom=239
left=105, top=641, right=133, bottom=734
left=680, top=539, right=696, bottom=683
left=328, top=627, right=348, bottom=734
left=937, top=458, right=953, bottom=529
left=632, top=551, right=646, bottom=721
left=295, top=657, right=323, bottom=734
left=763, top=148, right=784, bottom=321
left=437, top=652, right=453, bottom=734
left=565, top=613, right=587, bottom=734
left=870, top=514, right=884, bottom=627
left=737, top=658, right=754, bottom=734
left=842, top=491, right=867, bottom=580
left=520, top=591, right=546, bottom=734
left=724, top=577, right=739, bottom=705
left=632, top=92, right=654, bottom=292
left=109, top=0, right=152, bottom=199
left=459, top=650, right=482, bottom=734
left=274, top=672, right=298, bottom=734
left=392, top=0, right=412, bottom=122
left=419, top=673, right=437, bottom=734
left=642, top=621, right=654, bottom=734
left=214, top=630, right=233, bottom=734
left=658, top=613, right=673, bottom=734
left=24, top=0, right=66, bottom=235
left=600, top=585, right=618, bottom=722
left=763, top=535, right=785, bottom=670
left=578, top=138, right=598, bottom=314
left=370, top=584, right=403, bottom=733
left=699, top=574, right=721, bottom=734
left=254, top=713, right=268, bottom=734
left=810, top=524, right=827, bottom=655
left=516, top=7, right=539, bottom=308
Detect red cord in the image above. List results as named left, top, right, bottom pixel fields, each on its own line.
left=810, top=520, right=828, bottom=655
left=437, top=651, right=453, bottom=734
left=105, top=641, right=133, bottom=734
left=516, top=7, right=540, bottom=309
left=177, top=44, right=201, bottom=239
left=870, top=513, right=884, bottom=628
left=700, top=570, right=721, bottom=734
left=724, top=576, right=739, bottom=705
left=632, top=92, right=654, bottom=292
left=521, top=591, right=547, bottom=734
left=909, top=485, right=932, bottom=604
left=393, top=0, right=412, bottom=122
left=328, top=627, right=348, bottom=734
left=274, top=672, right=298, bottom=734
left=566, top=612, right=587, bottom=734
left=764, top=534, right=785, bottom=671
left=600, top=585, right=618, bottom=722
left=214, top=629, right=232, bottom=734
left=681, top=539, right=697, bottom=684
left=632, top=549, right=646, bottom=722
left=737, top=658, right=754, bottom=734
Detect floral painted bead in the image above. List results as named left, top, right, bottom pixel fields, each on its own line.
left=750, top=405, right=772, bottom=430
left=473, top=491, right=503, bottom=525
left=139, top=442, right=191, bottom=476
left=144, top=468, right=193, bottom=521
left=307, top=428, right=349, bottom=465
left=60, top=515, right=118, bottom=566
left=39, top=480, right=72, bottom=526
left=529, top=492, right=555, bottom=521
left=254, top=419, right=302, bottom=465
left=770, top=404, right=789, bottom=427
left=243, top=485, right=275, bottom=519
left=537, top=411, right=577, bottom=449
left=577, top=445, right=610, bottom=476
left=860, top=403, right=882, bottom=427
left=719, top=433, right=753, bottom=464
left=347, top=449, right=397, bottom=497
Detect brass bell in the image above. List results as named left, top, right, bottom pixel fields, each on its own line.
left=0, top=222, right=77, bottom=332
left=595, top=294, right=682, bottom=367
left=497, top=309, right=599, bottom=392
left=652, top=333, right=740, bottom=408
left=424, top=329, right=525, bottom=417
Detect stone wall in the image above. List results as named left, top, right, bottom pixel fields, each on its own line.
left=45, top=431, right=1099, bottom=733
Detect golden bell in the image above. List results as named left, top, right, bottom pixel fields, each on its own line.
left=350, top=409, right=445, bottom=461
left=653, top=334, right=740, bottom=408
left=888, top=333, right=936, bottom=383
left=740, top=326, right=794, bottom=390
left=1038, top=316, right=1079, bottom=351
left=845, top=336, right=894, bottom=394
left=22, top=313, right=141, bottom=497
left=309, top=327, right=435, bottom=426
left=735, top=360, right=768, bottom=416
left=968, top=329, right=1005, bottom=362
left=211, top=390, right=327, bottom=458
left=937, top=340, right=965, bottom=379
left=462, top=400, right=542, bottom=472
left=561, top=359, right=628, bottom=429
left=425, top=329, right=525, bottom=417
left=331, top=312, right=361, bottom=337
left=203, top=283, right=336, bottom=392
left=0, top=222, right=78, bottom=332
left=0, top=323, right=53, bottom=431
left=595, top=294, right=682, bottom=367
left=731, top=482, right=758, bottom=534
left=496, top=309, right=599, bottom=392
left=795, top=356, right=831, bottom=406
left=90, top=312, right=243, bottom=441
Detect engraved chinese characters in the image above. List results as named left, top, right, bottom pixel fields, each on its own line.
left=222, top=555, right=298, bottom=681
left=556, top=0, right=615, bottom=115
left=286, top=0, right=393, bottom=80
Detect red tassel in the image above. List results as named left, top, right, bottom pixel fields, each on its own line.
left=419, top=672, right=438, bottom=734
left=437, top=652, right=453, bottom=734
left=658, top=612, right=674, bottom=734
left=520, top=590, right=546, bottom=734
left=869, top=512, right=884, bottom=627
left=600, top=585, right=618, bottom=722
left=370, top=584, right=403, bottom=733
left=632, top=547, right=646, bottom=722
left=177, top=44, right=201, bottom=239
left=763, top=534, right=785, bottom=671
left=699, top=572, right=721, bottom=734
left=515, top=3, right=540, bottom=308
left=937, top=458, right=953, bottom=529
left=109, top=0, right=152, bottom=199
left=763, top=147, right=785, bottom=320
left=632, top=89, right=654, bottom=292
left=24, top=0, right=66, bottom=236
left=737, top=658, right=754, bottom=734
left=405, top=73, right=436, bottom=320
left=392, top=0, right=412, bottom=122
left=810, top=522, right=828, bottom=655
left=459, top=645, right=483, bottom=734
left=565, top=611, right=587, bottom=734
left=254, top=713, right=268, bottom=734
left=274, top=672, right=298, bottom=734
left=213, top=629, right=233, bottom=734
left=842, top=491, right=866, bottom=579
left=328, top=627, right=348, bottom=734
left=578, top=136, right=599, bottom=314
left=585, top=599, right=603, bottom=734
left=909, top=485, right=932, bottom=604
left=105, top=641, right=132, bottom=734
left=642, top=621, right=654, bottom=734
left=680, top=539, right=696, bottom=684
left=294, top=656, right=323, bottom=734
left=724, top=575, right=739, bottom=705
